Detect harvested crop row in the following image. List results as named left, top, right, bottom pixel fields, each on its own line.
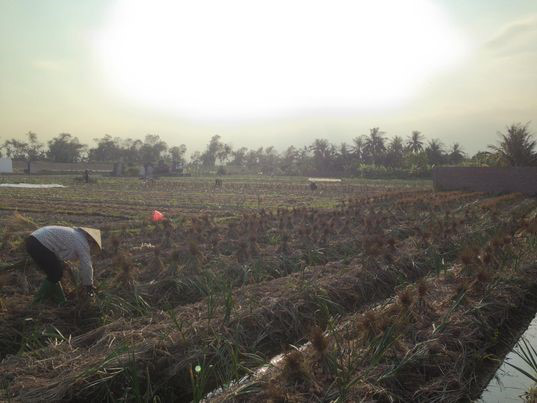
left=0, top=191, right=522, bottom=357
left=0, top=193, right=525, bottom=366
left=1, top=197, right=530, bottom=402
left=216, top=220, right=537, bottom=402
left=99, top=191, right=492, bottom=312
left=0, top=180, right=414, bottom=220
left=0, top=192, right=479, bottom=362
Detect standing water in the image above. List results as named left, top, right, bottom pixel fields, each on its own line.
left=0, top=183, right=66, bottom=188
left=479, top=313, right=537, bottom=402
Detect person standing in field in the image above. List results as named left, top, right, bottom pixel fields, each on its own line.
left=25, top=226, right=102, bottom=304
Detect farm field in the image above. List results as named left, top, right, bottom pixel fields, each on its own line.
left=1, top=175, right=537, bottom=402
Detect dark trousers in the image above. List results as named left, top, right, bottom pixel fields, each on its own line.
left=25, top=235, right=64, bottom=283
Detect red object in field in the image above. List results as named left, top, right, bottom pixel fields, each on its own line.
left=151, top=210, right=165, bottom=222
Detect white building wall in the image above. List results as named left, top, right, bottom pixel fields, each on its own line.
left=0, top=158, right=13, bottom=173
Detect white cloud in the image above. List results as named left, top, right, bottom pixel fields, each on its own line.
left=486, top=15, right=537, bottom=56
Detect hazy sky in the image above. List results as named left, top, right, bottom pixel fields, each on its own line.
left=1, top=0, right=536, bottom=155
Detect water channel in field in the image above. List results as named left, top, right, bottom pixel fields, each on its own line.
left=0, top=183, right=66, bottom=188
left=478, top=314, right=537, bottom=402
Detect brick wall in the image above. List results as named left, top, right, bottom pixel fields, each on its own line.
left=433, top=167, right=537, bottom=196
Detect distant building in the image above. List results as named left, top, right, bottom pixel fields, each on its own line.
left=0, top=158, right=13, bottom=173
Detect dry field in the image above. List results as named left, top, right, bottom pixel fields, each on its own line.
left=0, top=175, right=536, bottom=402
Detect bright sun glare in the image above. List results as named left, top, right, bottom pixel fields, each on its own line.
left=94, top=0, right=466, bottom=118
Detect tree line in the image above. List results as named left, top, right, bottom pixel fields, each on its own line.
left=1, top=123, right=535, bottom=177
left=0, top=133, right=188, bottom=166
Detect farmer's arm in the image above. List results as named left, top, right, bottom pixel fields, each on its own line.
left=77, top=242, right=94, bottom=287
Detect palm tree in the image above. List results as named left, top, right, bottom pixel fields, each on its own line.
left=406, top=131, right=424, bottom=153
left=310, top=139, right=332, bottom=160
left=363, top=127, right=386, bottom=165
left=385, top=136, right=404, bottom=168
left=488, top=123, right=537, bottom=166
left=352, top=136, right=365, bottom=163
left=425, top=139, right=445, bottom=166
left=389, top=136, right=404, bottom=153
left=337, top=142, right=354, bottom=174
left=281, top=146, right=299, bottom=174
left=449, top=143, right=465, bottom=165
left=310, top=139, right=336, bottom=175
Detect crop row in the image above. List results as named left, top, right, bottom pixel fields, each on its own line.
left=1, top=196, right=533, bottom=401
left=214, top=213, right=537, bottom=402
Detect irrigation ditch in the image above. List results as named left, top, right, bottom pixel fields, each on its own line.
left=475, top=280, right=537, bottom=402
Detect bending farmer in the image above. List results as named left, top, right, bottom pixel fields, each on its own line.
left=25, top=226, right=102, bottom=304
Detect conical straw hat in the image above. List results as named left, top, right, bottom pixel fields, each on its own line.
left=77, top=227, right=102, bottom=250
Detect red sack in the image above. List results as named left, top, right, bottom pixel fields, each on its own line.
left=151, top=210, right=165, bottom=222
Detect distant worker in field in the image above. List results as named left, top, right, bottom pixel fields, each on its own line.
left=25, top=226, right=102, bottom=304
left=309, top=181, right=318, bottom=191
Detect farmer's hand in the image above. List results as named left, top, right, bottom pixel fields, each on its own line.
left=82, top=285, right=96, bottom=298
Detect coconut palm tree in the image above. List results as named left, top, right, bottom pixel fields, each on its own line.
left=425, top=139, right=445, bottom=166
left=449, top=143, right=465, bottom=165
left=389, top=136, right=404, bottom=153
left=352, top=136, right=365, bottom=164
left=363, top=128, right=386, bottom=165
left=406, top=131, right=424, bottom=153
left=336, top=142, right=354, bottom=174
left=385, top=136, right=405, bottom=168
left=488, top=123, right=537, bottom=166
left=310, top=138, right=336, bottom=175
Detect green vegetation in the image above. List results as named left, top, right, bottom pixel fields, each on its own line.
left=2, top=122, right=535, bottom=179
